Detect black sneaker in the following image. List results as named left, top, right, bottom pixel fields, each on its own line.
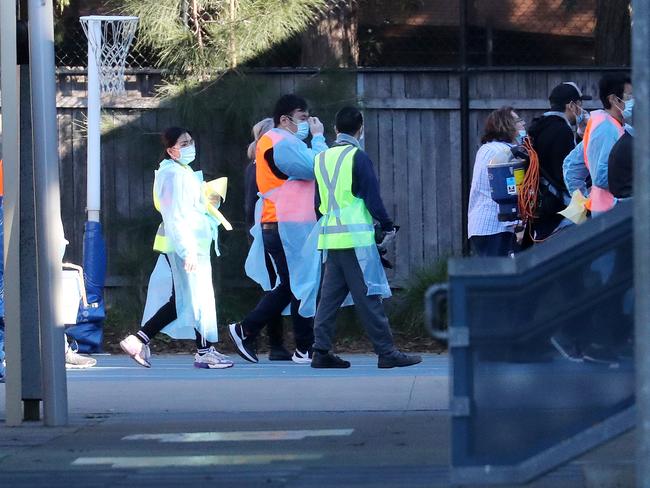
left=311, top=351, right=351, bottom=369
left=378, top=351, right=422, bottom=369
left=228, top=322, right=258, bottom=363
left=268, top=345, right=292, bottom=361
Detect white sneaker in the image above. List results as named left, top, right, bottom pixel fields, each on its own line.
left=291, top=348, right=313, bottom=364
left=65, top=349, right=97, bottom=369
left=120, top=334, right=151, bottom=368
left=194, top=346, right=234, bottom=369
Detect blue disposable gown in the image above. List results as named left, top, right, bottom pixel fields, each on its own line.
left=143, top=159, right=219, bottom=342
left=244, top=130, right=327, bottom=316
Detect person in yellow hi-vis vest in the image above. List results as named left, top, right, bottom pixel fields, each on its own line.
left=120, top=127, right=233, bottom=369
left=310, top=107, right=422, bottom=369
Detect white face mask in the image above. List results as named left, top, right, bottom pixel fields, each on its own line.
left=176, top=144, right=196, bottom=165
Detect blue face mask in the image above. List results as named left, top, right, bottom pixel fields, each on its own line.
left=575, top=108, right=585, bottom=126
left=294, top=121, right=310, bottom=140
left=176, top=145, right=196, bottom=165
left=623, top=98, right=634, bottom=121
left=516, top=129, right=527, bottom=145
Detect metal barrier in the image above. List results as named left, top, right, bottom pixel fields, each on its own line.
left=429, top=200, right=634, bottom=485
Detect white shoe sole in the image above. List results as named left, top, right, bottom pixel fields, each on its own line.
left=194, top=361, right=234, bottom=369
left=228, top=323, right=258, bottom=363
left=65, top=361, right=96, bottom=370
left=550, top=336, right=583, bottom=363
left=120, top=340, right=151, bottom=368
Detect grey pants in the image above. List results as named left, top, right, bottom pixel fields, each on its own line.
left=313, top=249, right=395, bottom=356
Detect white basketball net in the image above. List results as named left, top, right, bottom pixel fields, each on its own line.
left=80, top=16, right=139, bottom=96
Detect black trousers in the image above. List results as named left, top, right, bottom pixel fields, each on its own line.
left=247, top=233, right=285, bottom=348
left=469, top=232, right=517, bottom=257
left=141, top=254, right=210, bottom=349
left=242, top=228, right=313, bottom=351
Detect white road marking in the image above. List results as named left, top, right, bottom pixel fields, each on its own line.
left=123, top=428, right=354, bottom=442
left=72, top=453, right=322, bottom=468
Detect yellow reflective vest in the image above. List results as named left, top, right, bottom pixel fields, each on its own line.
left=314, top=145, right=375, bottom=250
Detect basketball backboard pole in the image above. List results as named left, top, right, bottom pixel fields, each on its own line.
left=27, top=0, right=68, bottom=426
left=85, top=18, right=102, bottom=223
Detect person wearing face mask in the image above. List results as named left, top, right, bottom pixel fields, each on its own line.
left=243, top=117, right=292, bottom=361
left=120, top=127, right=234, bottom=369
left=608, top=97, right=634, bottom=200
left=525, top=82, right=593, bottom=241
left=229, top=94, right=328, bottom=364
left=579, top=73, right=631, bottom=215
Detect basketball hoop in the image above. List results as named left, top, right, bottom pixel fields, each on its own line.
left=80, top=15, right=138, bottom=96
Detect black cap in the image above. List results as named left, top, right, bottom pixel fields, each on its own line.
left=549, top=82, right=592, bottom=106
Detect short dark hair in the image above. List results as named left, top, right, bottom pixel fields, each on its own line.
left=599, top=73, right=631, bottom=109
left=273, top=94, right=308, bottom=125
left=161, top=126, right=191, bottom=158
left=335, top=106, right=363, bottom=136
left=481, top=107, right=517, bottom=144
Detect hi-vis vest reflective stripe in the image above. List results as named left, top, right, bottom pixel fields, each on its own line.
left=314, top=145, right=375, bottom=250
left=582, top=111, right=623, bottom=212
left=256, top=130, right=287, bottom=223
left=152, top=189, right=174, bottom=253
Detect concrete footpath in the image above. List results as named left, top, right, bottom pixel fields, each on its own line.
left=0, top=353, right=637, bottom=487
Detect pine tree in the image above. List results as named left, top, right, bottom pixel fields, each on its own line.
left=115, top=0, right=328, bottom=78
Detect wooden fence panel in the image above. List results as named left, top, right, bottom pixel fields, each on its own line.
left=50, top=68, right=613, bottom=289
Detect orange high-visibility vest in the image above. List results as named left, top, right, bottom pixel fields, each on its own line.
left=255, top=130, right=288, bottom=223
left=582, top=111, right=623, bottom=213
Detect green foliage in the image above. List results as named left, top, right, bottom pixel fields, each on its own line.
left=386, top=259, right=449, bottom=337
left=159, top=69, right=358, bottom=142
left=114, top=0, right=327, bottom=77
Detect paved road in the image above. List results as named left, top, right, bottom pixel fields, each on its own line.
left=55, top=353, right=449, bottom=414
left=0, top=354, right=635, bottom=487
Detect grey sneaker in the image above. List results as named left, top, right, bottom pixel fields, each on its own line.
left=194, top=346, right=234, bottom=369
left=65, top=349, right=97, bottom=369
left=378, top=351, right=422, bottom=369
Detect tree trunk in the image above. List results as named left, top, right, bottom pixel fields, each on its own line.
left=595, top=0, right=631, bottom=66
left=300, top=2, right=359, bottom=68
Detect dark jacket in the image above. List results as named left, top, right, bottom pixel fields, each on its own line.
left=608, top=130, right=633, bottom=199
left=244, top=161, right=258, bottom=228
left=527, top=113, right=576, bottom=193
left=526, top=113, right=576, bottom=239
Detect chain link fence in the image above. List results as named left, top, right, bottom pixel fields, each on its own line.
left=54, top=0, right=628, bottom=70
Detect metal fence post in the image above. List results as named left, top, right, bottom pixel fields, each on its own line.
left=1, top=0, right=24, bottom=427
left=633, top=0, right=650, bottom=485
left=27, top=0, right=68, bottom=426
left=459, top=0, right=470, bottom=255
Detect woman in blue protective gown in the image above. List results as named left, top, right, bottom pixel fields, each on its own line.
left=120, top=127, right=233, bottom=369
